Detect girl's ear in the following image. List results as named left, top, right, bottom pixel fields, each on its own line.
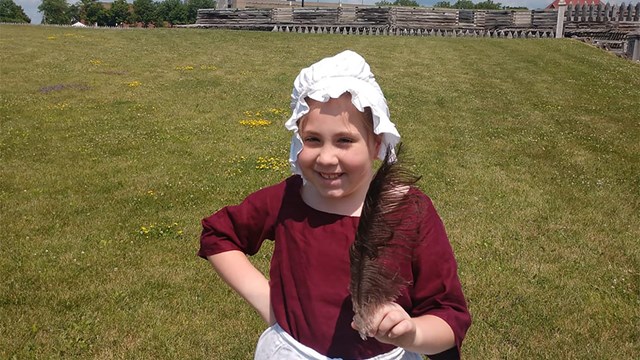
left=372, top=134, right=383, bottom=159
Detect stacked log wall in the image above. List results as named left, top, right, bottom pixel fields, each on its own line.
left=194, top=3, right=639, bottom=34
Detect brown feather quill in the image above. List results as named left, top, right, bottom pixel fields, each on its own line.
left=349, top=143, right=421, bottom=339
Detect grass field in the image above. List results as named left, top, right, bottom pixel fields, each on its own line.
left=1, top=24, right=639, bottom=359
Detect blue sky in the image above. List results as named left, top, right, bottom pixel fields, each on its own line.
left=12, top=0, right=615, bottom=26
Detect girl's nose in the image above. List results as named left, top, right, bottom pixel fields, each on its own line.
left=316, top=145, right=339, bottom=166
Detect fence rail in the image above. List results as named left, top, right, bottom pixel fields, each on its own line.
left=269, top=25, right=557, bottom=38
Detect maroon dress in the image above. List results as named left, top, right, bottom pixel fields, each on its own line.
left=200, top=175, right=471, bottom=359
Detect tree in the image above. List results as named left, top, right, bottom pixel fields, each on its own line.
left=110, top=0, right=130, bottom=26
left=0, top=0, right=31, bottom=23
left=394, top=0, right=419, bottom=6
left=98, top=6, right=112, bottom=26
left=132, top=0, right=157, bottom=26
left=157, top=0, right=187, bottom=26
left=186, top=0, right=214, bottom=24
left=38, top=0, right=70, bottom=24
left=77, top=0, right=108, bottom=25
left=374, top=0, right=419, bottom=6
left=452, top=0, right=474, bottom=9
left=433, top=1, right=452, bottom=8
left=67, top=2, right=79, bottom=22
left=475, top=0, right=502, bottom=10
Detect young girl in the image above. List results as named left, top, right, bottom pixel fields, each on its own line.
left=199, top=50, right=471, bottom=360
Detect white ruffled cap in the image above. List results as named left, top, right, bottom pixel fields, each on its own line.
left=285, top=50, right=401, bottom=175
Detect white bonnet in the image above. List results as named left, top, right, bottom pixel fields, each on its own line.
left=285, top=50, right=401, bottom=175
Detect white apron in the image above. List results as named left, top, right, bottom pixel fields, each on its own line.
left=255, top=323, right=423, bottom=360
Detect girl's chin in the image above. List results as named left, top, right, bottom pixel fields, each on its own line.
left=319, top=190, right=346, bottom=198
left=310, top=181, right=347, bottom=197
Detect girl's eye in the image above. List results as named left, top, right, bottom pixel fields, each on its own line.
left=303, top=136, right=320, bottom=143
left=338, top=137, right=354, bottom=143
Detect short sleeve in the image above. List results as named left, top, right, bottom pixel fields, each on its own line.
left=409, top=195, right=471, bottom=359
left=198, top=179, right=288, bottom=258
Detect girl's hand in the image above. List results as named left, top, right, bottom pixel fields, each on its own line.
left=352, top=303, right=457, bottom=355
left=352, top=303, right=419, bottom=349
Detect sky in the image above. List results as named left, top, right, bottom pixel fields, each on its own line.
left=13, top=0, right=620, bottom=26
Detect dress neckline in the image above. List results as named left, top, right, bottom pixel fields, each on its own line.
left=289, top=175, right=361, bottom=219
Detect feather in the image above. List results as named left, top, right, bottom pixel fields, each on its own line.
left=349, top=143, right=421, bottom=340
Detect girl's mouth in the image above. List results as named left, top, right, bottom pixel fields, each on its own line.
left=319, top=172, right=342, bottom=180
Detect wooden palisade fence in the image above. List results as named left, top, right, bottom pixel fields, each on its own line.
left=191, top=3, right=640, bottom=41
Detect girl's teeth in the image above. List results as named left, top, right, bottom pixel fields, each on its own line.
left=322, top=173, right=340, bottom=179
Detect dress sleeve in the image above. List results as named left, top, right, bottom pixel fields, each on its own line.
left=198, top=179, right=287, bottom=258
left=409, top=194, right=471, bottom=360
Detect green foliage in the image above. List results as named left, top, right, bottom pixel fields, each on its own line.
left=132, top=0, right=157, bottom=26
left=38, top=0, right=70, bottom=24
left=0, top=0, right=31, bottom=23
left=110, top=0, right=130, bottom=25
left=453, top=0, right=474, bottom=9
left=394, top=0, right=420, bottom=6
left=0, top=25, right=638, bottom=359
left=67, top=2, right=79, bottom=22
left=474, top=0, right=502, bottom=10
left=77, top=0, right=108, bottom=26
left=433, top=1, right=451, bottom=8
left=375, top=0, right=419, bottom=6
left=65, top=0, right=130, bottom=26
left=434, top=0, right=503, bottom=9
left=156, top=0, right=188, bottom=26
left=186, top=0, right=215, bottom=24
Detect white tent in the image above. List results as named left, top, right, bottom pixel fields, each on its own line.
left=72, top=22, right=87, bottom=27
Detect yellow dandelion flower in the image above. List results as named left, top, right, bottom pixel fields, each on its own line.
left=239, top=119, right=272, bottom=127
left=49, top=102, right=69, bottom=111
left=255, top=156, right=288, bottom=171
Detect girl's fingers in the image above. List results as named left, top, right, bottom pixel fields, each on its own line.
left=368, top=304, right=393, bottom=335
left=386, top=319, right=413, bottom=339
left=373, top=304, right=410, bottom=338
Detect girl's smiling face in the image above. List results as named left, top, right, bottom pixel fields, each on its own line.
left=297, top=93, right=380, bottom=215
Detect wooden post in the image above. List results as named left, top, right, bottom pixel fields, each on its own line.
left=627, top=29, right=640, bottom=61
left=556, top=0, right=566, bottom=38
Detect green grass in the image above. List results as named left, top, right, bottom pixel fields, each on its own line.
left=1, top=24, right=638, bottom=359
